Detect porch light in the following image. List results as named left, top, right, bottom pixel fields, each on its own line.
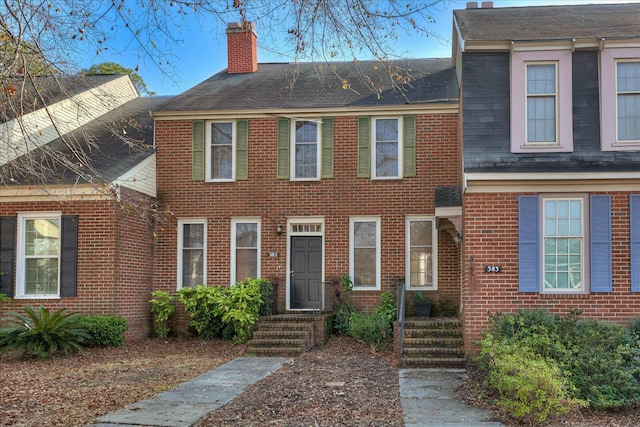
left=276, top=222, right=284, bottom=235
left=453, top=232, right=463, bottom=247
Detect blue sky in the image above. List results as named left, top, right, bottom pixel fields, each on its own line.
left=80, top=0, right=640, bottom=95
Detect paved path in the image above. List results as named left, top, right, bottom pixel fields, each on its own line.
left=90, top=358, right=503, bottom=427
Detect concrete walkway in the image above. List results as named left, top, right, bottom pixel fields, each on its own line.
left=90, top=358, right=503, bottom=427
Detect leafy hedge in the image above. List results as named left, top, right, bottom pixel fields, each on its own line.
left=478, top=310, right=640, bottom=421
left=79, top=315, right=128, bottom=347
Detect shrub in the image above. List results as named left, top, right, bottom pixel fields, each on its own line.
left=334, top=274, right=355, bottom=335
left=348, top=312, right=392, bottom=352
left=373, top=291, right=397, bottom=326
left=257, top=279, right=274, bottom=316
left=565, top=320, right=640, bottom=409
left=218, top=278, right=263, bottom=343
left=150, top=290, right=175, bottom=338
left=178, top=285, right=225, bottom=338
left=79, top=315, right=128, bottom=347
left=479, top=334, right=584, bottom=422
left=0, top=306, right=90, bottom=358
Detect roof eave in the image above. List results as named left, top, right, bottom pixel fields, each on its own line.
left=460, top=36, right=640, bottom=52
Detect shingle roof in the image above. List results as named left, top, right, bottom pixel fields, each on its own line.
left=454, top=3, right=640, bottom=42
left=156, top=59, right=458, bottom=112
left=3, top=96, right=167, bottom=185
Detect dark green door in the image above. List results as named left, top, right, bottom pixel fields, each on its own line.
left=290, top=236, right=322, bottom=310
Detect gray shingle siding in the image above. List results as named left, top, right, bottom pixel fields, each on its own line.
left=462, top=50, right=640, bottom=173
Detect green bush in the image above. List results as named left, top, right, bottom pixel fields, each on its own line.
left=257, top=279, right=274, bottom=316
left=0, top=306, right=90, bottom=358
left=373, top=291, right=397, bottom=325
left=218, top=278, right=263, bottom=343
left=150, top=290, right=175, bottom=338
left=334, top=274, right=355, bottom=335
left=79, top=315, right=128, bottom=347
left=178, top=285, right=225, bottom=338
left=565, top=320, right=640, bottom=409
left=348, top=312, right=392, bottom=352
left=479, top=334, right=584, bottom=422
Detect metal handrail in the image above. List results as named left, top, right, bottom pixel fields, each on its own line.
left=397, top=278, right=406, bottom=367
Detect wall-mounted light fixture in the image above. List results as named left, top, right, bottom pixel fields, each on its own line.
left=276, top=222, right=284, bottom=235
left=453, top=232, right=463, bottom=247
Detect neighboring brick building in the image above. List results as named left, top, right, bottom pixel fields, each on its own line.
left=0, top=76, right=165, bottom=339
left=454, top=3, right=640, bottom=356
left=151, top=22, right=462, bottom=324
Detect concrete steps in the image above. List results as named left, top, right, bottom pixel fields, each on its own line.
left=400, top=318, right=466, bottom=368
left=245, top=316, right=315, bottom=357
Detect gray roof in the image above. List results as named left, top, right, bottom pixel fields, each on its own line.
left=455, top=3, right=640, bottom=42
left=1, top=74, right=126, bottom=122
left=156, top=59, right=458, bottom=112
left=3, top=96, right=167, bottom=185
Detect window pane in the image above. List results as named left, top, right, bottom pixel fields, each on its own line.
left=25, top=219, right=59, bottom=256
left=618, top=62, right=640, bottom=92
left=375, top=119, right=399, bottom=177
left=183, top=224, right=204, bottom=248
left=618, top=94, right=640, bottom=140
left=212, top=145, right=232, bottom=179
left=354, top=221, right=376, bottom=246
left=236, top=223, right=257, bottom=247
left=410, top=221, right=431, bottom=246
left=410, top=248, right=433, bottom=287
left=236, top=249, right=257, bottom=281
left=543, top=199, right=583, bottom=291
left=295, top=121, right=317, bottom=143
left=182, top=249, right=203, bottom=287
left=295, top=143, right=317, bottom=178
left=25, top=258, right=58, bottom=294
left=354, top=248, right=376, bottom=287
left=211, top=123, right=232, bottom=145
left=527, top=64, right=555, bottom=94
left=527, top=96, right=556, bottom=142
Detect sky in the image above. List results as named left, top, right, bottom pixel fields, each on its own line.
left=79, top=0, right=640, bottom=95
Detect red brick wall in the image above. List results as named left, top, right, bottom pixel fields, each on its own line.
left=154, top=113, right=461, bottom=325
left=0, top=196, right=154, bottom=340
left=226, top=24, right=258, bottom=74
left=463, top=191, right=640, bottom=356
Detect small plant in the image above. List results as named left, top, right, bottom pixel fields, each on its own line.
left=80, top=315, right=128, bottom=347
left=374, top=291, right=397, bottom=325
left=0, top=306, right=90, bottom=358
left=0, top=293, right=10, bottom=302
left=150, top=290, right=175, bottom=339
left=178, top=285, right=225, bottom=338
left=218, top=278, right=263, bottom=343
left=348, top=312, right=392, bottom=352
left=334, top=274, right=355, bottom=335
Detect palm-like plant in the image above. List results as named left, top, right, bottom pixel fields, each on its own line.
left=0, top=306, right=90, bottom=358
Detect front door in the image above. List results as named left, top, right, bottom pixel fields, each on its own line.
left=290, top=236, right=322, bottom=310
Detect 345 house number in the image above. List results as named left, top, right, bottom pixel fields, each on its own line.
left=484, top=266, right=502, bottom=273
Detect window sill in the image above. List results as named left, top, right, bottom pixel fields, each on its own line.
left=353, top=286, right=381, bottom=291
left=15, top=295, right=61, bottom=300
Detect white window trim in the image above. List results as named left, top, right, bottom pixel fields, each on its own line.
left=349, top=216, right=381, bottom=291
left=405, top=216, right=438, bottom=291
left=290, top=119, right=321, bottom=181
left=205, top=120, right=236, bottom=182
left=372, top=117, right=403, bottom=179
left=600, top=49, right=640, bottom=150
left=16, top=212, right=62, bottom=299
left=230, top=218, right=261, bottom=286
left=177, top=219, right=207, bottom=290
left=511, top=50, right=573, bottom=153
left=540, top=195, right=589, bottom=295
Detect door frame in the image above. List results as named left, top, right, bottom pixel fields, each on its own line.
left=285, top=217, right=325, bottom=311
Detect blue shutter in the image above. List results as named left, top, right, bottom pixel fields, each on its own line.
left=590, top=195, right=612, bottom=292
left=631, top=195, right=640, bottom=292
left=518, top=196, right=539, bottom=292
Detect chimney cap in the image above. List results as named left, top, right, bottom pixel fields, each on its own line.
left=226, top=21, right=256, bottom=33
left=481, top=1, right=493, bottom=8
left=466, top=2, right=478, bottom=8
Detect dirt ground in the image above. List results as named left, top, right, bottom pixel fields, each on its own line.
left=1, top=336, right=639, bottom=427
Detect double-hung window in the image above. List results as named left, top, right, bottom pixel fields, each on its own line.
left=292, top=120, right=320, bottom=180
left=373, top=118, right=402, bottom=179
left=16, top=213, right=61, bottom=298
left=206, top=121, right=234, bottom=181
left=350, top=217, right=381, bottom=290
left=406, top=217, right=437, bottom=290
left=231, top=219, right=260, bottom=284
left=542, top=197, right=584, bottom=292
left=616, top=61, right=640, bottom=142
left=601, top=49, right=640, bottom=150
left=526, top=63, right=557, bottom=143
left=177, top=219, right=206, bottom=289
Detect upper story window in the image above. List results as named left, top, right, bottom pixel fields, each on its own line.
left=292, top=120, right=320, bottom=180
left=373, top=118, right=402, bottom=178
left=601, top=49, right=640, bottom=151
left=16, top=213, right=61, bottom=298
left=526, top=63, right=557, bottom=143
left=206, top=121, right=234, bottom=181
left=177, top=219, right=206, bottom=290
left=510, top=50, right=573, bottom=153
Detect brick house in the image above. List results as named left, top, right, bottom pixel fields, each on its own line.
left=0, top=75, right=165, bottom=339
left=151, top=22, right=462, bottom=325
left=454, top=3, right=640, bottom=355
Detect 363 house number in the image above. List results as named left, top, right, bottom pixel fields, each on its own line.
left=484, top=266, right=502, bottom=273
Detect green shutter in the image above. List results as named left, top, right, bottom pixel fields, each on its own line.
left=277, top=119, right=290, bottom=179
left=192, top=121, right=205, bottom=181
left=403, top=115, right=416, bottom=178
left=236, top=120, right=249, bottom=180
left=357, top=117, right=371, bottom=178
left=321, top=117, right=334, bottom=178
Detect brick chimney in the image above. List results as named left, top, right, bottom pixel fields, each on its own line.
left=226, top=22, right=258, bottom=74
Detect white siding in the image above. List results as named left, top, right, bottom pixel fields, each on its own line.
left=113, top=153, right=157, bottom=197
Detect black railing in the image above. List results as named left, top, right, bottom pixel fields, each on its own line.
left=396, top=278, right=406, bottom=367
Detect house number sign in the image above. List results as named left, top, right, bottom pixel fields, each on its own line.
left=484, top=266, right=502, bottom=273
left=268, top=252, right=279, bottom=258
